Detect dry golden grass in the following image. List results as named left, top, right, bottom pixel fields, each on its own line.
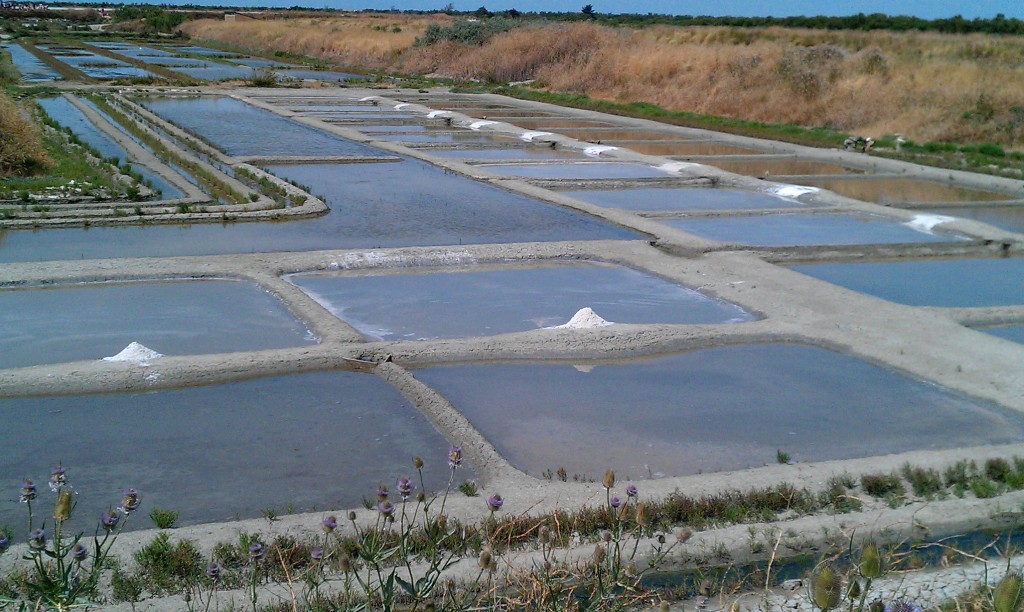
left=181, top=13, right=446, bottom=70
left=0, top=93, right=51, bottom=176
left=183, top=19, right=1024, bottom=146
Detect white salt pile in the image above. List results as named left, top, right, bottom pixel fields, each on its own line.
left=905, top=214, right=955, bottom=234
left=771, top=184, right=819, bottom=198
left=103, top=342, right=163, bottom=365
left=551, top=307, right=613, bottom=330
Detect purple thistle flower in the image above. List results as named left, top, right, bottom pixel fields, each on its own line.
left=0, top=533, right=9, bottom=552
left=610, top=496, right=622, bottom=509
left=119, top=488, right=140, bottom=514
left=48, top=464, right=68, bottom=492
left=28, top=528, right=46, bottom=551
left=19, top=480, right=36, bottom=503
left=487, top=494, right=504, bottom=512
left=101, top=510, right=120, bottom=531
left=396, top=477, right=413, bottom=501
left=310, top=547, right=324, bottom=562
left=248, top=543, right=265, bottom=562
left=376, top=484, right=389, bottom=502
left=322, top=515, right=337, bottom=533
left=377, top=500, right=395, bottom=517
left=206, top=562, right=222, bottom=580
left=625, top=484, right=638, bottom=498
left=71, top=542, right=88, bottom=562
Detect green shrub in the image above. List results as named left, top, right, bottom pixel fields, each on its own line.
left=149, top=507, right=179, bottom=529
left=133, top=532, right=201, bottom=593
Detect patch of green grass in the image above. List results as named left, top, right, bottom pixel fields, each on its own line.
left=133, top=532, right=202, bottom=594
left=149, top=507, right=179, bottom=529
left=901, top=463, right=944, bottom=498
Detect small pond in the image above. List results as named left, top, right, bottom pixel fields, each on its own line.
left=141, top=96, right=384, bottom=157
left=476, top=162, right=672, bottom=180
left=432, top=148, right=586, bottom=161
left=413, top=344, right=1022, bottom=480
left=978, top=325, right=1024, bottom=345
left=701, top=158, right=864, bottom=176
left=630, top=142, right=765, bottom=156
left=793, top=177, right=1016, bottom=204
left=561, top=188, right=800, bottom=211
left=291, top=262, right=752, bottom=341
left=664, top=212, right=960, bottom=247
left=0, top=371, right=462, bottom=527
left=0, top=279, right=314, bottom=369
left=4, top=43, right=61, bottom=82
left=791, top=258, right=1024, bottom=307
left=922, top=205, right=1024, bottom=234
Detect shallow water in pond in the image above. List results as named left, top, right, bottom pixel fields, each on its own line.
left=227, top=58, right=290, bottom=68
left=280, top=104, right=404, bottom=112
left=291, top=262, right=752, bottom=341
left=172, top=63, right=256, bottom=80
left=161, top=44, right=239, bottom=56
left=979, top=325, right=1024, bottom=344
left=0, top=279, right=313, bottom=369
left=631, top=142, right=765, bottom=156
left=89, top=42, right=176, bottom=59
left=794, top=177, right=1016, bottom=204
left=278, top=69, right=364, bottom=81
left=0, top=160, right=634, bottom=262
left=701, top=158, right=864, bottom=176
left=319, top=112, right=416, bottom=121
left=478, top=162, right=671, bottom=179
left=367, top=132, right=517, bottom=143
left=461, top=109, right=563, bottom=118
left=431, top=148, right=586, bottom=161
left=37, top=97, right=185, bottom=199
left=561, top=188, right=800, bottom=211
left=413, top=345, right=1022, bottom=479
left=0, top=371, right=462, bottom=528
left=4, top=43, right=61, bottom=81
left=922, top=205, right=1024, bottom=234
left=507, top=119, right=619, bottom=129
left=141, top=97, right=384, bottom=157
left=140, top=56, right=210, bottom=67
left=665, top=212, right=959, bottom=246
left=40, top=46, right=157, bottom=79
left=553, top=129, right=688, bottom=141
left=791, top=258, right=1024, bottom=307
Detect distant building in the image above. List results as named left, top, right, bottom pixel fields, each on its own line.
left=224, top=12, right=254, bottom=22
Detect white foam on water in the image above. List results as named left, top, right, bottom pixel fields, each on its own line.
left=771, top=184, right=820, bottom=198
left=905, top=214, right=956, bottom=235
left=549, top=307, right=613, bottom=329
left=426, top=110, right=450, bottom=118
left=103, top=342, right=162, bottom=365
left=520, top=131, right=552, bottom=142
left=468, top=120, right=497, bottom=130
left=584, top=145, right=618, bottom=157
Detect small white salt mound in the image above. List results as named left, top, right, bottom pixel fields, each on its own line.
left=771, top=184, right=819, bottom=198
left=584, top=145, right=618, bottom=157
left=520, top=131, right=552, bottom=142
left=468, top=120, right=497, bottom=130
left=552, top=307, right=613, bottom=330
left=573, top=364, right=596, bottom=373
left=905, top=214, right=955, bottom=234
left=103, top=342, right=163, bottom=365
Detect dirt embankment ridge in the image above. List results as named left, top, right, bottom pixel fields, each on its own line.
left=182, top=17, right=1024, bottom=147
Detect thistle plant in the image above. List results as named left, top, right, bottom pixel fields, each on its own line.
left=0, top=464, right=138, bottom=610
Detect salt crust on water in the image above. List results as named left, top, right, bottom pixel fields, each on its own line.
left=550, top=307, right=613, bottom=330
left=103, top=342, right=163, bottom=365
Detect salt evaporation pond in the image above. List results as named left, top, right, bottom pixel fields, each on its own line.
left=37, top=97, right=184, bottom=199
left=980, top=325, right=1024, bottom=345
left=0, top=160, right=635, bottom=262
left=702, top=158, right=863, bottom=176
left=4, top=43, right=61, bottom=82
left=0, top=371, right=462, bottom=527
left=561, top=188, right=800, bottom=211
left=923, top=205, right=1024, bottom=234
left=368, top=132, right=517, bottom=144
left=793, top=177, right=1015, bottom=204
left=791, top=258, right=1024, bottom=307
left=0, top=280, right=313, bottom=369
left=664, top=212, right=958, bottom=246
left=621, top=142, right=765, bottom=156
left=161, top=44, right=239, bottom=56
left=278, top=69, right=364, bottom=81
left=413, top=345, right=1024, bottom=479
left=478, top=162, right=672, bottom=180
left=291, top=262, right=752, bottom=341
left=141, top=96, right=384, bottom=157
left=432, top=148, right=586, bottom=161
left=172, top=64, right=256, bottom=81
left=41, top=46, right=157, bottom=79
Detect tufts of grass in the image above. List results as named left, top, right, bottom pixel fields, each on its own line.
left=901, top=463, right=944, bottom=498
